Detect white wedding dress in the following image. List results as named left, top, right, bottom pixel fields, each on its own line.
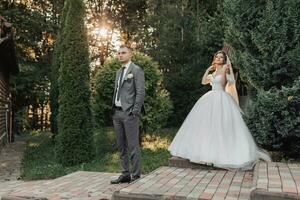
left=168, top=73, right=271, bottom=170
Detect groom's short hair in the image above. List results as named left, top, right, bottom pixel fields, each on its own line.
left=119, top=44, right=132, bottom=52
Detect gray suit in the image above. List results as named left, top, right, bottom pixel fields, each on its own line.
left=112, top=62, right=145, bottom=178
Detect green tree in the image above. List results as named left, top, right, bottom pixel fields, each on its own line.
left=144, top=0, right=224, bottom=125
left=223, top=0, right=300, bottom=90
left=50, top=0, right=70, bottom=135
left=85, top=0, right=148, bottom=67
left=223, top=0, right=300, bottom=158
left=0, top=0, right=62, bottom=131
left=55, top=0, right=93, bottom=166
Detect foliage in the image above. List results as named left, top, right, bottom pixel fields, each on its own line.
left=1, top=0, right=227, bottom=131
left=86, top=0, right=148, bottom=67
left=49, top=43, right=59, bottom=134
left=92, top=59, right=118, bottom=127
left=86, top=0, right=226, bottom=126
left=50, top=1, right=70, bottom=135
left=55, top=0, right=93, bottom=166
left=223, top=0, right=300, bottom=90
left=93, top=52, right=173, bottom=131
left=246, top=78, right=300, bottom=157
left=223, top=0, right=300, bottom=158
left=0, top=0, right=63, bottom=132
left=144, top=0, right=225, bottom=125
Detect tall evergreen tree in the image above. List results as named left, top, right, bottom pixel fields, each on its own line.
left=50, top=0, right=70, bottom=135
left=55, top=0, right=93, bottom=166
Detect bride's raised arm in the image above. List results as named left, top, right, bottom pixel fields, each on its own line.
left=202, top=65, right=214, bottom=85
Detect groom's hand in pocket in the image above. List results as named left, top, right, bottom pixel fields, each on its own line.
left=130, top=111, right=139, bottom=118
left=129, top=111, right=135, bottom=118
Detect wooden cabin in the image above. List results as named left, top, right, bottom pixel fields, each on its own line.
left=0, top=16, right=19, bottom=146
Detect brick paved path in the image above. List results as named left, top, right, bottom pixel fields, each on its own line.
left=113, top=161, right=300, bottom=200
left=0, top=171, right=128, bottom=200
left=114, top=166, right=253, bottom=200
left=251, top=162, right=300, bottom=200
left=2, top=163, right=300, bottom=199
left=1, top=168, right=253, bottom=200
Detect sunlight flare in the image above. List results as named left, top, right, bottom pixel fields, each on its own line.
left=93, top=27, right=109, bottom=38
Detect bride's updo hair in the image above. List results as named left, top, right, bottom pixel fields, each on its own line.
left=213, top=50, right=227, bottom=64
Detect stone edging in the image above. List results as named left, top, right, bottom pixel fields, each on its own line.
left=112, top=191, right=159, bottom=200
left=250, top=189, right=300, bottom=200
left=1, top=196, right=47, bottom=200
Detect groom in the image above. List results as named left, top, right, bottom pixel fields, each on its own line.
left=110, top=44, right=145, bottom=184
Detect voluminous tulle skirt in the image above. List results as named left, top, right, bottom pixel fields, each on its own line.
left=168, top=90, right=270, bottom=170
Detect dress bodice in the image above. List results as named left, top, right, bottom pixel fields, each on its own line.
left=208, top=74, right=226, bottom=91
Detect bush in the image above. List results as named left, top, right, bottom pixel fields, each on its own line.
left=246, top=78, right=300, bottom=158
left=93, top=52, right=173, bottom=131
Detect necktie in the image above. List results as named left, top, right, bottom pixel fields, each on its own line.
left=117, top=67, right=125, bottom=101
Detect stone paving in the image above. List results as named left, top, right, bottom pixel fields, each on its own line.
left=251, top=161, right=300, bottom=200
left=0, top=171, right=128, bottom=200
left=113, top=166, right=253, bottom=200
left=0, top=167, right=253, bottom=200
left=1, top=162, right=300, bottom=199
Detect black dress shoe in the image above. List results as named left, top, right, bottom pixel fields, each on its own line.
left=131, top=175, right=141, bottom=182
left=111, top=174, right=131, bottom=184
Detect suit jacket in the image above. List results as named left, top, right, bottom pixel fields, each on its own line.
left=112, top=62, right=145, bottom=115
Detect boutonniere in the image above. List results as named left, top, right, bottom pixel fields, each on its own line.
left=124, top=73, right=134, bottom=80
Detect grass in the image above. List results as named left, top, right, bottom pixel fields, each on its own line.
left=21, top=128, right=177, bottom=180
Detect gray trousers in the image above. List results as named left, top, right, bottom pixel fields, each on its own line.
left=113, top=110, right=141, bottom=177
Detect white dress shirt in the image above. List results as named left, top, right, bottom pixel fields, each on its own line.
left=115, top=62, right=131, bottom=107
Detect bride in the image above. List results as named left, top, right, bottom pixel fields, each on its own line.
left=168, top=50, right=271, bottom=170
